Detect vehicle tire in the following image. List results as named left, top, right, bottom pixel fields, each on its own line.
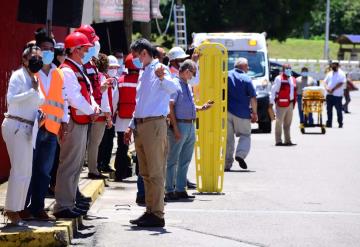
left=258, top=121, right=272, bottom=133
left=321, top=127, right=326, bottom=134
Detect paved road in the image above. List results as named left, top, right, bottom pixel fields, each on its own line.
left=73, top=90, right=360, bottom=247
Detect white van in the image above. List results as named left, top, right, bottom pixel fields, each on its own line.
left=192, top=32, right=272, bottom=133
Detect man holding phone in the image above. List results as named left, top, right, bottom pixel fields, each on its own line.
left=225, top=57, right=257, bottom=171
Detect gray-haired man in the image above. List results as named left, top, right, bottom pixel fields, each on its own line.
left=225, top=58, right=257, bottom=171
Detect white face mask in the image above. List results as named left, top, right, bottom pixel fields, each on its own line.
left=94, top=41, right=101, bottom=58
left=188, top=75, right=198, bottom=86
left=108, top=69, right=117, bottom=78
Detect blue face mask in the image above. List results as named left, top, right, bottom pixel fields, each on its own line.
left=117, top=59, right=123, bottom=66
left=132, top=57, right=143, bottom=69
left=42, top=50, right=54, bottom=65
left=285, top=69, right=292, bottom=77
left=301, top=72, right=308, bottom=77
left=82, top=46, right=95, bottom=64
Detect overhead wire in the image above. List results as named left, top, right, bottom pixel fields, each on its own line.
left=155, top=0, right=175, bottom=36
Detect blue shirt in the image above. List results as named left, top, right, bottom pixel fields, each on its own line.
left=170, top=77, right=196, bottom=120
left=227, top=68, right=257, bottom=119
left=129, top=59, right=179, bottom=129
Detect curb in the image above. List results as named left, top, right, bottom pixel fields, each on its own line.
left=0, top=179, right=105, bottom=247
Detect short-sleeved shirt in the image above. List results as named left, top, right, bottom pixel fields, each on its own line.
left=170, top=77, right=196, bottom=120
left=324, top=69, right=346, bottom=97
left=295, top=76, right=317, bottom=95
left=227, top=69, right=257, bottom=119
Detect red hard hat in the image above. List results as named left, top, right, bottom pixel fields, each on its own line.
left=64, top=32, right=93, bottom=49
left=75, top=25, right=99, bottom=43
left=124, top=53, right=138, bottom=70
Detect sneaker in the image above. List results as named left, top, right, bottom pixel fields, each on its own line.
left=235, top=156, right=247, bottom=169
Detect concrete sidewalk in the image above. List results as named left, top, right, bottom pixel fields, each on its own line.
left=0, top=170, right=106, bottom=246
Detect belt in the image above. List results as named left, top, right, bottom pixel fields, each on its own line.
left=176, top=119, right=195, bottom=123
left=135, top=116, right=165, bottom=124
left=4, top=113, right=34, bottom=126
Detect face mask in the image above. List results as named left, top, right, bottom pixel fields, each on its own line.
left=117, top=59, right=123, bottom=66
left=42, top=50, right=54, bottom=65
left=285, top=69, right=292, bottom=77
left=82, top=47, right=95, bottom=64
left=94, top=41, right=101, bottom=58
left=117, top=67, right=123, bottom=76
left=108, top=69, right=117, bottom=78
left=132, top=57, right=143, bottom=69
left=28, top=56, right=43, bottom=73
left=332, top=66, right=338, bottom=72
left=301, top=72, right=308, bottom=77
left=188, top=76, right=198, bottom=86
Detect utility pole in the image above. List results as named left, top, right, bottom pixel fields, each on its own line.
left=140, top=22, right=151, bottom=40
left=124, top=0, right=133, bottom=52
left=46, top=0, right=54, bottom=37
left=324, top=0, right=330, bottom=60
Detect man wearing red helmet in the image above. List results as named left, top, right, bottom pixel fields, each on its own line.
left=53, top=31, right=100, bottom=219
left=76, top=25, right=113, bottom=180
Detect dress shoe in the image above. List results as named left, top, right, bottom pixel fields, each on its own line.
left=275, top=142, right=285, bottom=146
left=34, top=210, right=56, bottom=221
left=130, top=212, right=150, bottom=225
left=100, top=165, right=115, bottom=173
left=186, top=180, right=197, bottom=189
left=88, top=172, right=108, bottom=179
left=164, top=192, right=178, bottom=201
left=77, top=195, right=92, bottom=203
left=4, top=211, right=27, bottom=226
left=175, top=191, right=195, bottom=199
left=326, top=122, right=332, bottom=128
left=224, top=168, right=231, bottom=172
left=235, top=156, right=247, bottom=169
left=75, top=203, right=90, bottom=211
left=284, top=142, right=297, bottom=146
left=53, top=209, right=80, bottom=219
left=73, top=207, right=88, bottom=216
left=136, top=195, right=146, bottom=205
left=339, top=123, right=343, bottom=128
left=136, top=213, right=165, bottom=227
left=19, top=209, right=34, bottom=220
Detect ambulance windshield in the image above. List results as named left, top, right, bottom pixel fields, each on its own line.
left=228, top=51, right=266, bottom=78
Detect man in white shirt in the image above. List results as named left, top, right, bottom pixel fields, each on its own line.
left=324, top=61, right=346, bottom=128
left=124, top=38, right=179, bottom=227
left=53, top=32, right=100, bottom=219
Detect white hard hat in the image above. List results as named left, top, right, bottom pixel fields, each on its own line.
left=108, top=55, right=120, bottom=67
left=168, top=47, right=190, bottom=61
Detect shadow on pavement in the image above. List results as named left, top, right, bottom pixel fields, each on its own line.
left=127, top=225, right=171, bottom=235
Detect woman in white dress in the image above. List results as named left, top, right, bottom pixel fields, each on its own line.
left=1, top=45, right=44, bottom=225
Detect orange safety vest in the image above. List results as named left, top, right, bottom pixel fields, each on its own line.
left=37, top=68, right=65, bottom=135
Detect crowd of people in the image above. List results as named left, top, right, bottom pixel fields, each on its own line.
left=1, top=24, right=358, bottom=228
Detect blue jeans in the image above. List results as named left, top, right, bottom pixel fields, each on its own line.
left=26, top=127, right=58, bottom=215
left=297, top=95, right=313, bottom=124
left=165, top=122, right=195, bottom=193
left=326, top=95, right=343, bottom=126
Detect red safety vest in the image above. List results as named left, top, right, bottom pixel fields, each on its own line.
left=96, top=73, right=114, bottom=122
left=60, top=59, right=92, bottom=124
left=118, top=72, right=139, bottom=118
left=169, top=66, right=179, bottom=77
left=276, top=74, right=297, bottom=107
left=84, top=62, right=102, bottom=106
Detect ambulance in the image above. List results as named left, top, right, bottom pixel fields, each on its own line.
left=192, top=32, right=272, bottom=133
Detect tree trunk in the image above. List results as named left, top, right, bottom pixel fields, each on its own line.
left=123, top=0, right=133, bottom=51
left=140, top=22, right=151, bottom=40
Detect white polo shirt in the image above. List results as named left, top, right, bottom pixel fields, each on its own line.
left=324, top=69, right=346, bottom=97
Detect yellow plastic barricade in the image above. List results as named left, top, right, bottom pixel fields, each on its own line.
left=194, top=42, right=228, bottom=193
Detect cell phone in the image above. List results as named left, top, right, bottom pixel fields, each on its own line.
left=208, top=100, right=215, bottom=105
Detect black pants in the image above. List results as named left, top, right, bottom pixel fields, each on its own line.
left=50, top=143, right=60, bottom=188
left=114, top=131, right=132, bottom=179
left=326, top=95, right=343, bottom=126
left=97, top=126, right=115, bottom=169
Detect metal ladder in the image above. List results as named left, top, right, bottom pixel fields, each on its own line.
left=173, top=4, right=187, bottom=49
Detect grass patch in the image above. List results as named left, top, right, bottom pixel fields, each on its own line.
left=268, top=38, right=340, bottom=60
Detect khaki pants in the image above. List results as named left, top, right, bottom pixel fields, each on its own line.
left=134, top=118, right=167, bottom=218
left=275, top=105, right=294, bottom=144
left=54, top=119, right=88, bottom=213
left=87, top=121, right=106, bottom=175
left=225, top=112, right=251, bottom=169
left=1, top=119, right=33, bottom=211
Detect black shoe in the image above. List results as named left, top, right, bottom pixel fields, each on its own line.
left=339, top=123, right=343, bottom=128
left=130, top=212, right=151, bottom=225
left=284, top=142, right=297, bottom=146
left=275, top=142, right=285, bottom=146
left=175, top=191, right=195, bottom=199
left=186, top=180, right=197, bottom=189
left=100, top=165, right=115, bottom=173
left=75, top=202, right=90, bottom=210
left=235, top=156, right=247, bottom=169
left=77, top=197, right=92, bottom=204
left=53, top=209, right=81, bottom=219
left=136, top=195, right=146, bottom=205
left=164, top=192, right=179, bottom=201
left=326, top=122, right=332, bottom=128
left=344, top=111, right=350, bottom=114
left=136, top=213, right=165, bottom=227
left=224, top=168, right=231, bottom=172
left=88, top=172, right=108, bottom=179
left=73, top=207, right=88, bottom=216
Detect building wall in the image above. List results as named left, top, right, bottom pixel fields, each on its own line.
left=0, top=0, right=68, bottom=182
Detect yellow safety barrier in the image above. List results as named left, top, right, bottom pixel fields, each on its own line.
left=194, top=42, right=228, bottom=193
